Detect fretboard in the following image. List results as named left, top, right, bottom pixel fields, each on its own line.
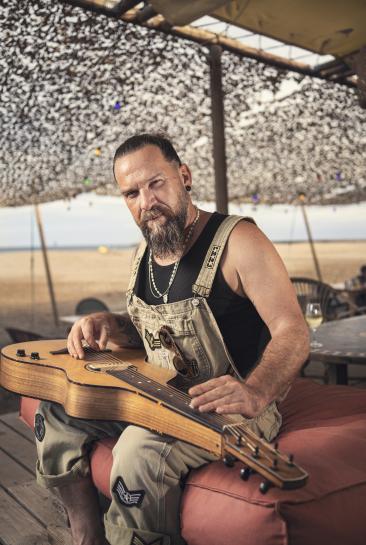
left=106, top=367, right=225, bottom=433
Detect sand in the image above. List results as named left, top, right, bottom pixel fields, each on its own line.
left=1, top=241, right=365, bottom=411
left=1, top=240, right=365, bottom=347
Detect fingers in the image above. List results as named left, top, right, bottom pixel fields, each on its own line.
left=189, top=383, right=234, bottom=411
left=188, top=376, right=262, bottom=417
left=189, top=376, right=238, bottom=411
left=188, top=375, right=229, bottom=397
left=67, top=315, right=110, bottom=359
left=66, top=321, right=81, bottom=358
left=82, top=319, right=100, bottom=351
left=194, top=393, right=238, bottom=413
left=216, top=403, right=247, bottom=415
left=68, top=322, right=87, bottom=359
left=98, top=323, right=111, bottom=350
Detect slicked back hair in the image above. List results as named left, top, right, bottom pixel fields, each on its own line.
left=113, top=133, right=182, bottom=179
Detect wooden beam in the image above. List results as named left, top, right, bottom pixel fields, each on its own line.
left=209, top=45, right=228, bottom=214
left=61, top=2, right=357, bottom=86
left=34, top=204, right=60, bottom=327
left=121, top=10, right=357, bottom=87
left=299, top=201, right=323, bottom=282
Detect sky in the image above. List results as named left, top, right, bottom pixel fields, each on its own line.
left=0, top=192, right=365, bottom=250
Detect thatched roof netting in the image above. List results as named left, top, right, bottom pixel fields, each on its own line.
left=1, top=0, right=365, bottom=206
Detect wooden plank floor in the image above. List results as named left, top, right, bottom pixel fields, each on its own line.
left=0, top=412, right=72, bottom=545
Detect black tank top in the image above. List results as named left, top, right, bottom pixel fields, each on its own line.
left=135, top=213, right=270, bottom=377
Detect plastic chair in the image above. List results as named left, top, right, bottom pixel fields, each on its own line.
left=75, top=298, right=109, bottom=315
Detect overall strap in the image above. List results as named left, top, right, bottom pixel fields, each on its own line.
left=127, top=239, right=147, bottom=293
left=192, top=215, right=244, bottom=298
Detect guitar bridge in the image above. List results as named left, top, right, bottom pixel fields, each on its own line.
left=86, top=362, right=136, bottom=372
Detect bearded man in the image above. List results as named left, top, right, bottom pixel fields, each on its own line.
left=35, top=133, right=309, bottom=545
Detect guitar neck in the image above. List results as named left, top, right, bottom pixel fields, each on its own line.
left=107, top=367, right=225, bottom=433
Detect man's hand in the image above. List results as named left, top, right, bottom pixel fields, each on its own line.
left=188, top=375, right=267, bottom=418
left=67, top=312, right=114, bottom=359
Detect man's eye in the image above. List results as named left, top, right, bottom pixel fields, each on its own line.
left=152, top=179, right=164, bottom=187
left=126, top=191, right=138, bottom=199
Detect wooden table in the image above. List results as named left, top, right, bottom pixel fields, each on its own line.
left=310, top=315, right=366, bottom=385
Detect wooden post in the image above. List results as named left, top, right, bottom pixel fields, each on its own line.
left=209, top=44, right=228, bottom=214
left=34, top=204, right=59, bottom=326
left=299, top=201, right=323, bottom=282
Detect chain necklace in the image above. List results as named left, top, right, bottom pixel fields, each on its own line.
left=148, top=207, right=200, bottom=303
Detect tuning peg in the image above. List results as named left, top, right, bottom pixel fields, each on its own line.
left=271, top=458, right=279, bottom=471
left=240, top=467, right=253, bottom=481
left=259, top=481, right=272, bottom=494
left=235, top=436, right=242, bottom=446
left=274, top=442, right=279, bottom=451
left=252, top=446, right=260, bottom=459
left=223, top=454, right=237, bottom=467
left=287, top=454, right=295, bottom=466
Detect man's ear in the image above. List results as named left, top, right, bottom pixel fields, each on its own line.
left=179, top=163, right=192, bottom=189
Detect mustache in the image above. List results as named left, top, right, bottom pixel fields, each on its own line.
left=141, top=206, right=171, bottom=224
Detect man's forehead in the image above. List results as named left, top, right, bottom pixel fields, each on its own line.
left=115, top=145, right=169, bottom=173
left=115, top=145, right=177, bottom=186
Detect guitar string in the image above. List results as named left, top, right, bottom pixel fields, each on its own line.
left=81, top=348, right=265, bottom=442
left=83, top=348, right=277, bottom=452
left=86, top=351, right=280, bottom=461
left=76, top=348, right=295, bottom=473
left=83, top=349, right=279, bottom=452
left=84, top=346, right=229, bottom=423
left=81, top=347, right=282, bottom=463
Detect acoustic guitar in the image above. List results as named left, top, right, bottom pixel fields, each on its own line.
left=0, top=339, right=308, bottom=492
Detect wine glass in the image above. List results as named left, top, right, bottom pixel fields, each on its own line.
left=305, top=302, right=323, bottom=348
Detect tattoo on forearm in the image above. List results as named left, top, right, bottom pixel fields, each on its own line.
left=115, top=315, right=143, bottom=348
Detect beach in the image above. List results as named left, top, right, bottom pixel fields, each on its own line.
left=1, top=241, right=365, bottom=410
left=1, top=240, right=365, bottom=347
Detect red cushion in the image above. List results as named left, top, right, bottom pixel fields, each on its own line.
left=181, top=380, right=366, bottom=545
left=20, top=379, right=366, bottom=545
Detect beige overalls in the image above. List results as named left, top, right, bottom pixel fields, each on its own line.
left=36, top=215, right=281, bottom=545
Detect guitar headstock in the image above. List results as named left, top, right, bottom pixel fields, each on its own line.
left=222, top=424, right=308, bottom=491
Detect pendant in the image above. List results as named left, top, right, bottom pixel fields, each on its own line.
left=163, top=294, right=168, bottom=303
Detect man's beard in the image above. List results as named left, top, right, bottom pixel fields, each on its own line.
left=140, top=203, right=188, bottom=259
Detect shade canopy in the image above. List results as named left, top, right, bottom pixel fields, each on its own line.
left=151, top=0, right=365, bottom=65
left=0, top=0, right=365, bottom=207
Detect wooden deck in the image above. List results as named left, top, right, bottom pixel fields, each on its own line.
left=0, top=411, right=72, bottom=545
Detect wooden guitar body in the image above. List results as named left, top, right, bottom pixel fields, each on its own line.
left=1, top=339, right=308, bottom=490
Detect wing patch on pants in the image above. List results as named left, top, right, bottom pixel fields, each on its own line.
left=113, top=476, right=145, bottom=508
left=34, top=413, right=45, bottom=442
left=130, top=532, right=164, bottom=545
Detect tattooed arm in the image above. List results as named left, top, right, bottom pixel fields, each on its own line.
left=67, top=311, right=143, bottom=359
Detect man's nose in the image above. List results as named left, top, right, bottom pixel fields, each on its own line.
left=140, top=188, right=157, bottom=211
